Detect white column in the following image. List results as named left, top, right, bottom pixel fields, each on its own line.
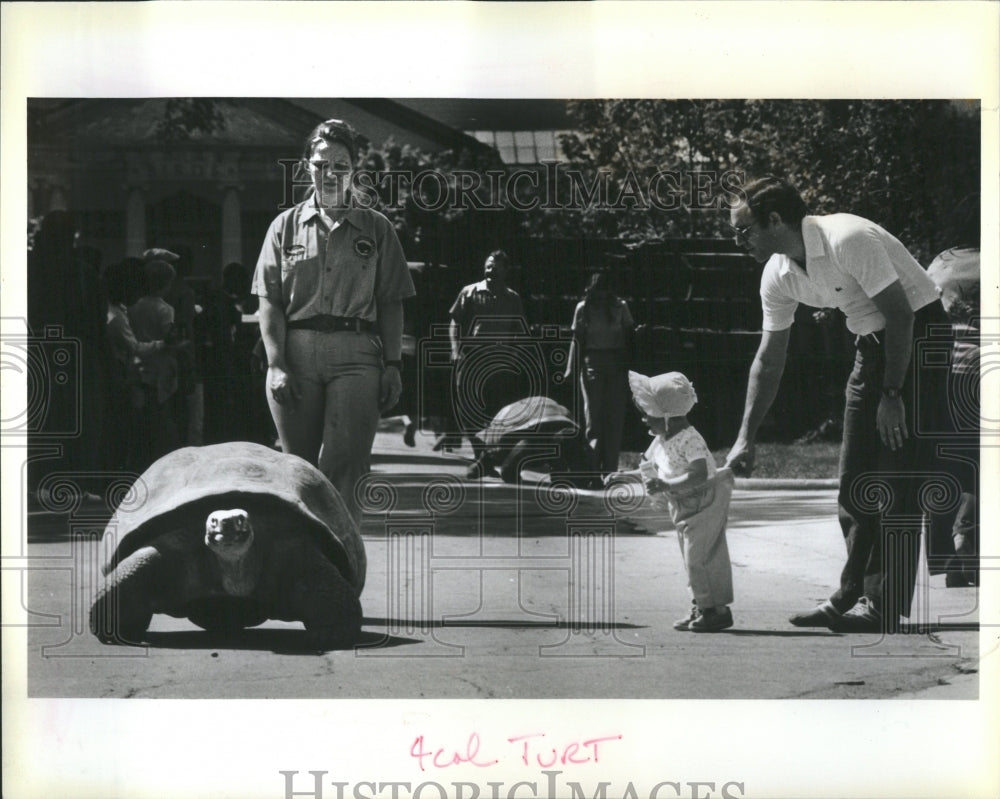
left=221, top=187, right=242, bottom=266
left=125, top=187, right=146, bottom=257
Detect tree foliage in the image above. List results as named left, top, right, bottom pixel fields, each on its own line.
left=156, top=98, right=229, bottom=142
left=145, top=98, right=981, bottom=262
left=559, top=99, right=980, bottom=261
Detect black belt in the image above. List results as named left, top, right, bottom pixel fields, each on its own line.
left=287, top=315, right=377, bottom=334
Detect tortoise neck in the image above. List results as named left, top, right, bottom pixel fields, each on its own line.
left=213, top=544, right=263, bottom=597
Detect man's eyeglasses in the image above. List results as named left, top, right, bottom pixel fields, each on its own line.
left=730, top=221, right=756, bottom=240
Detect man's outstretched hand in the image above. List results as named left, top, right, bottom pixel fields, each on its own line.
left=725, top=440, right=756, bottom=477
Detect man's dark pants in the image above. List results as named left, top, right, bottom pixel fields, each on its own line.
left=830, top=300, right=961, bottom=629
left=452, top=343, right=531, bottom=460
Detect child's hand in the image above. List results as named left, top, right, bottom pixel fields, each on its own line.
left=644, top=477, right=668, bottom=494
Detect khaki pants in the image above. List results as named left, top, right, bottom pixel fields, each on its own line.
left=267, top=329, right=382, bottom=527
left=669, top=468, right=735, bottom=610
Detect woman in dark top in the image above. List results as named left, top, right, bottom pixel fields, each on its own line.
left=563, top=271, right=634, bottom=480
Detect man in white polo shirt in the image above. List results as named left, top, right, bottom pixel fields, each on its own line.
left=725, top=176, right=957, bottom=634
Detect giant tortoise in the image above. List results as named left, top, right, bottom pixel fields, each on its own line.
left=470, top=396, right=597, bottom=487
left=90, top=442, right=366, bottom=649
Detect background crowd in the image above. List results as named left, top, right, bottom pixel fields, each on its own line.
left=24, top=195, right=979, bottom=499
left=26, top=214, right=266, bottom=501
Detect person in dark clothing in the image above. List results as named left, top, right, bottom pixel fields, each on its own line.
left=442, top=250, right=531, bottom=478
left=203, top=262, right=259, bottom=443
left=27, top=211, right=106, bottom=499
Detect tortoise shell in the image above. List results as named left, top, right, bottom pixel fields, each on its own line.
left=479, top=396, right=578, bottom=454
left=100, top=442, right=365, bottom=595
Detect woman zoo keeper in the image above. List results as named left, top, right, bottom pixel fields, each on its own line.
left=252, top=118, right=415, bottom=527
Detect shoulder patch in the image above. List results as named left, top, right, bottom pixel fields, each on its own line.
left=354, top=236, right=376, bottom=258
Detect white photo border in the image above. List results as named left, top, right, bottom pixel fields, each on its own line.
left=2, top=3, right=998, bottom=799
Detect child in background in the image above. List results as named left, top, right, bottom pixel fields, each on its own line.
left=628, top=370, right=735, bottom=632
left=128, top=259, right=180, bottom=462
left=128, top=259, right=178, bottom=405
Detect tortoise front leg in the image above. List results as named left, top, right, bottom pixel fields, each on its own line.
left=89, top=547, right=163, bottom=644
left=267, top=541, right=362, bottom=651
left=499, top=438, right=535, bottom=484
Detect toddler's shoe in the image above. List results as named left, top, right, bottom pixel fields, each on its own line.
left=672, top=604, right=699, bottom=631
left=689, top=606, right=733, bottom=632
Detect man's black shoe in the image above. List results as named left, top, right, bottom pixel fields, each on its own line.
left=828, top=597, right=883, bottom=633
left=789, top=600, right=841, bottom=628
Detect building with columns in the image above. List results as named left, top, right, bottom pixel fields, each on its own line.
left=28, top=98, right=493, bottom=279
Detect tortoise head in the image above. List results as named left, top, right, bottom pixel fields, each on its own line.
left=204, top=509, right=254, bottom=561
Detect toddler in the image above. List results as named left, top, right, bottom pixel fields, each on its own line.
left=628, top=370, right=735, bottom=632
left=128, top=259, right=179, bottom=405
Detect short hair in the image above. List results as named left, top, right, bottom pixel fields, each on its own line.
left=143, top=259, right=176, bottom=295
left=742, top=176, right=809, bottom=228
left=301, top=118, right=359, bottom=164
left=485, top=249, right=510, bottom=269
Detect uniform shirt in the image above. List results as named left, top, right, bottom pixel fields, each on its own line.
left=252, top=201, right=415, bottom=322
left=571, top=298, right=634, bottom=350
left=760, top=214, right=940, bottom=335
left=449, top=280, right=527, bottom=339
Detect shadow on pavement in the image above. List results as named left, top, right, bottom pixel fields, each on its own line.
left=898, top=622, right=979, bottom=633
left=372, top=455, right=469, bottom=468
left=144, top=628, right=416, bottom=654
left=722, top=629, right=843, bottom=637
left=363, top=616, right=645, bottom=631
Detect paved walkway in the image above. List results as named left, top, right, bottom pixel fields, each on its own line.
left=17, top=418, right=983, bottom=700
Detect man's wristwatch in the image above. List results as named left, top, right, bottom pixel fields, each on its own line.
left=384, top=359, right=402, bottom=371
left=882, top=386, right=902, bottom=399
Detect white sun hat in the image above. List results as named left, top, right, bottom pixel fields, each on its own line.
left=628, top=370, right=698, bottom=418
